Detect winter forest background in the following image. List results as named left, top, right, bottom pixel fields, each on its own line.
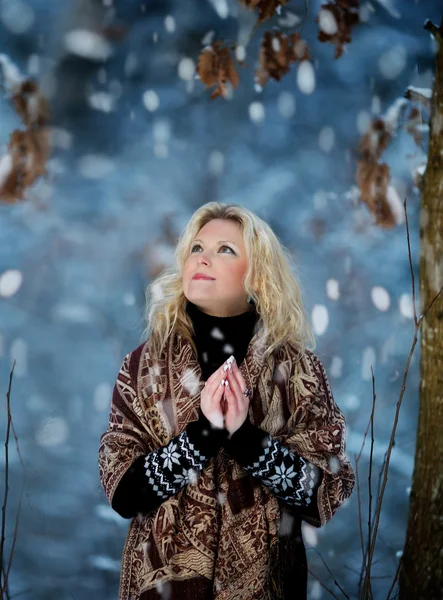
left=0, top=0, right=441, bottom=599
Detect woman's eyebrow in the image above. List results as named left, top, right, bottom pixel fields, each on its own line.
left=193, top=238, right=239, bottom=247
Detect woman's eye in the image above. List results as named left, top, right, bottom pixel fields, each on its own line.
left=191, top=244, right=233, bottom=254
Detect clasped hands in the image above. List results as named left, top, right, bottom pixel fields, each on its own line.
left=200, top=355, right=249, bottom=437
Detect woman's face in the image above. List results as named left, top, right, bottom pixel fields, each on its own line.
left=183, top=218, right=250, bottom=317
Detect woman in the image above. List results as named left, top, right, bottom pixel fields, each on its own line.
left=98, top=202, right=355, bottom=600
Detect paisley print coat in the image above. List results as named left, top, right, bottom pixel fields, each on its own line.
left=98, top=325, right=355, bottom=599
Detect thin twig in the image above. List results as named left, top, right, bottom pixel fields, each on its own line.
left=308, top=547, right=350, bottom=599
left=355, top=380, right=377, bottom=596
left=363, top=366, right=376, bottom=597
left=245, top=18, right=260, bottom=46
left=385, top=512, right=418, bottom=599
left=1, top=361, right=27, bottom=600
left=420, top=282, right=443, bottom=321
left=299, top=0, right=310, bottom=35
left=1, top=361, right=15, bottom=598
left=2, top=462, right=25, bottom=593
left=303, top=553, right=344, bottom=600
left=276, top=524, right=349, bottom=600
left=354, top=456, right=366, bottom=592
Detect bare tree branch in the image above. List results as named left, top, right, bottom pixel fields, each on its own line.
left=424, top=19, right=442, bottom=41
left=1, top=361, right=27, bottom=600
left=1, top=361, right=15, bottom=599
left=404, top=87, right=432, bottom=110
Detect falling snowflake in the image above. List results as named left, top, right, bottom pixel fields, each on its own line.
left=188, top=468, right=199, bottom=485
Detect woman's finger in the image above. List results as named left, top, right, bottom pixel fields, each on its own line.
left=224, top=376, right=239, bottom=415
left=224, top=360, right=245, bottom=394
left=231, top=360, right=247, bottom=391
left=233, top=376, right=249, bottom=415
left=226, top=366, right=242, bottom=400
left=214, top=373, right=229, bottom=411
left=205, top=361, right=230, bottom=399
left=202, top=362, right=230, bottom=419
left=205, top=360, right=229, bottom=386
left=231, top=366, right=251, bottom=415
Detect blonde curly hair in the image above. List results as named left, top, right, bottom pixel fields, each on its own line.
left=143, top=202, right=316, bottom=363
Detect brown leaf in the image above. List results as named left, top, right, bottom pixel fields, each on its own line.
left=256, top=31, right=311, bottom=86
left=356, top=161, right=396, bottom=228
left=405, top=106, right=425, bottom=148
left=357, top=118, right=392, bottom=162
left=11, top=79, right=51, bottom=128
left=0, top=128, right=51, bottom=203
left=356, top=115, right=396, bottom=228
left=1, top=67, right=52, bottom=203
left=317, top=0, right=360, bottom=59
left=197, top=41, right=240, bottom=99
left=239, top=0, right=290, bottom=24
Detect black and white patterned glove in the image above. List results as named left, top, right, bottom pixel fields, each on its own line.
left=223, top=416, right=323, bottom=509
left=111, top=410, right=228, bottom=518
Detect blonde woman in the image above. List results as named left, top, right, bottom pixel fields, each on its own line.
left=98, top=202, right=355, bottom=600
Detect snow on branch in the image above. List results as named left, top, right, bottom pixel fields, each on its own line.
left=0, top=54, right=23, bottom=96
left=424, top=19, right=442, bottom=42
left=404, top=86, right=432, bottom=110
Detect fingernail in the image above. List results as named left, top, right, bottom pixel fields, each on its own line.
left=225, top=381, right=229, bottom=388
left=223, top=364, right=228, bottom=372
left=221, top=379, right=225, bottom=386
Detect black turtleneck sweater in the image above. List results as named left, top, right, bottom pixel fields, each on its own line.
left=185, top=300, right=259, bottom=381
left=111, top=302, right=322, bottom=519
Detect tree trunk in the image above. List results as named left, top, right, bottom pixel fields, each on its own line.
left=398, top=18, right=443, bottom=600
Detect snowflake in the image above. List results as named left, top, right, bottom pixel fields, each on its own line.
left=160, top=442, right=182, bottom=471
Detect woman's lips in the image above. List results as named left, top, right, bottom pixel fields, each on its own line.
left=193, top=276, right=215, bottom=280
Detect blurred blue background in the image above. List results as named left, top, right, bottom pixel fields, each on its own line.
left=0, top=0, right=440, bottom=598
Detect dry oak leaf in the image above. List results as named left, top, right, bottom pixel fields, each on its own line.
left=356, top=161, right=396, bottom=228
left=405, top=106, right=426, bottom=148
left=240, top=0, right=290, bottom=24
left=0, top=57, right=52, bottom=203
left=0, top=128, right=51, bottom=204
left=317, top=0, right=360, bottom=59
left=357, top=117, right=392, bottom=162
left=11, top=79, right=51, bottom=128
left=197, top=41, right=240, bottom=99
left=256, top=31, right=311, bottom=86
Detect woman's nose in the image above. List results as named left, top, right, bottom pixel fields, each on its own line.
left=197, top=253, right=210, bottom=264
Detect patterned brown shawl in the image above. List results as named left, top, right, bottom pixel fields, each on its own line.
left=98, top=325, right=355, bottom=599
